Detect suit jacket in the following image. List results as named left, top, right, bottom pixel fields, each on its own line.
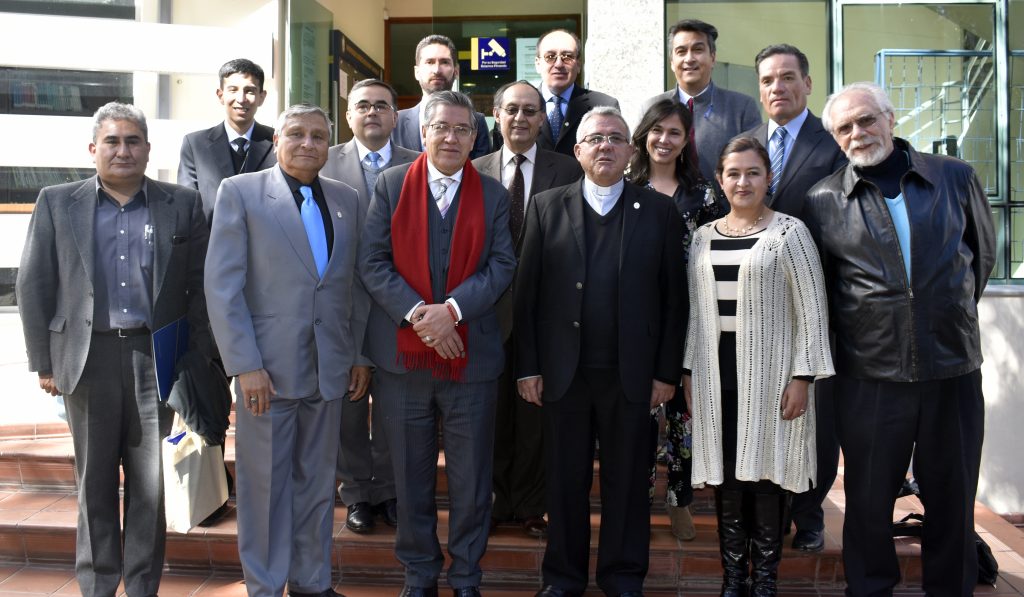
left=514, top=180, right=686, bottom=404
left=177, top=121, right=277, bottom=221
left=17, top=176, right=212, bottom=395
left=204, top=166, right=369, bottom=401
left=473, top=146, right=583, bottom=339
left=538, top=86, right=620, bottom=157
left=641, top=82, right=761, bottom=182
left=391, top=102, right=491, bottom=159
left=739, top=112, right=848, bottom=218
left=320, top=140, right=420, bottom=212
left=358, top=161, right=516, bottom=382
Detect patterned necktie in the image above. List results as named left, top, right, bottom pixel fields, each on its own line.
left=769, top=126, right=788, bottom=196
left=686, top=97, right=696, bottom=148
left=299, top=185, right=328, bottom=277
left=435, top=177, right=453, bottom=218
left=509, top=154, right=526, bottom=238
left=547, top=95, right=564, bottom=144
left=233, top=138, right=248, bottom=174
left=362, top=151, right=383, bottom=195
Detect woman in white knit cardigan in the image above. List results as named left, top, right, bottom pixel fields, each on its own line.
left=683, top=137, right=834, bottom=597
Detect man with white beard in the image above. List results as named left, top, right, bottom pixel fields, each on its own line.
left=802, top=81, right=995, bottom=597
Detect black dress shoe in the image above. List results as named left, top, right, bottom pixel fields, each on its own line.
left=535, top=586, right=581, bottom=597
left=375, top=498, right=399, bottom=527
left=522, top=515, right=547, bottom=538
left=288, top=589, right=346, bottom=597
left=398, top=586, right=438, bottom=597
left=346, top=502, right=375, bottom=533
left=791, top=528, right=825, bottom=552
left=617, top=593, right=644, bottom=597
left=452, top=588, right=481, bottom=597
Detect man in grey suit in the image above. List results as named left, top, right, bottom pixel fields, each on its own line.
left=320, top=78, right=418, bottom=534
left=640, top=19, right=761, bottom=181
left=205, top=104, right=371, bottom=597
left=17, top=102, right=213, bottom=597
left=740, top=44, right=847, bottom=554
left=534, top=29, right=619, bottom=157
left=360, top=90, right=516, bottom=597
left=391, top=35, right=490, bottom=159
left=178, top=58, right=277, bottom=220
left=472, top=80, right=581, bottom=538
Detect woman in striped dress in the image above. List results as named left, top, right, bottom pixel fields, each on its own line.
left=683, top=137, right=834, bottom=597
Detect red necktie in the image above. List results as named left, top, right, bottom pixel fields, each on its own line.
left=686, top=97, right=696, bottom=148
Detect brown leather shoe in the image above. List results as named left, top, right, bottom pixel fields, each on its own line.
left=667, top=504, right=696, bottom=541
left=522, top=515, right=548, bottom=537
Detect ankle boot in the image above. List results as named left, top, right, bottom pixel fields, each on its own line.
left=749, top=491, right=784, bottom=597
left=668, top=504, right=697, bottom=541
left=715, top=487, right=749, bottom=597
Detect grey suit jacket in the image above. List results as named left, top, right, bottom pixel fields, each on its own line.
left=177, top=121, right=277, bottom=221
left=473, top=147, right=584, bottom=340
left=204, top=165, right=369, bottom=401
left=17, top=176, right=212, bottom=395
left=358, top=161, right=516, bottom=382
left=538, top=86, right=620, bottom=157
left=641, top=82, right=761, bottom=181
left=391, top=102, right=491, bottom=159
left=320, top=140, right=420, bottom=212
left=739, top=112, right=848, bottom=218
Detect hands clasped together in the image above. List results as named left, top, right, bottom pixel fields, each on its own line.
left=412, top=303, right=465, bottom=360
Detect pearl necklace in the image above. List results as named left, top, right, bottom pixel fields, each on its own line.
left=721, top=210, right=766, bottom=236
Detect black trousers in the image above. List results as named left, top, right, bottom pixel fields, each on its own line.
left=543, top=367, right=651, bottom=595
left=789, top=375, right=840, bottom=532
left=492, top=339, right=545, bottom=521
left=836, top=370, right=984, bottom=597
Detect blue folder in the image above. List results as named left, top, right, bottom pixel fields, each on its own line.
left=152, top=316, right=189, bottom=401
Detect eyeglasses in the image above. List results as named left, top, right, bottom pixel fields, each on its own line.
left=581, top=133, right=629, bottom=147
left=500, top=105, right=541, bottom=117
left=351, top=102, right=394, bottom=115
left=540, top=52, right=578, bottom=65
left=833, top=111, right=885, bottom=137
left=427, top=122, right=474, bottom=139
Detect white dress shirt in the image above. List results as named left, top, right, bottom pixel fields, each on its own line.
left=499, top=144, right=538, bottom=203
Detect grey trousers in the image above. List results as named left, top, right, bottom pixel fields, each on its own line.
left=65, top=333, right=172, bottom=597
left=234, top=392, right=342, bottom=597
left=336, top=387, right=395, bottom=506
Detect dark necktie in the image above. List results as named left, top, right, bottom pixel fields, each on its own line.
left=233, top=138, right=248, bottom=174
left=547, top=95, right=564, bottom=144
left=509, top=154, right=526, bottom=238
left=686, top=97, right=696, bottom=148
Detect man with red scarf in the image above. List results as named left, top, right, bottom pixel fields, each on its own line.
left=358, top=90, right=516, bottom=597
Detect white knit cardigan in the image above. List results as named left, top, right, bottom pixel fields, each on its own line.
left=684, top=213, right=835, bottom=493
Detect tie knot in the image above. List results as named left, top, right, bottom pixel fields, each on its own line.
left=774, top=126, right=788, bottom=141
left=234, top=137, right=248, bottom=152
left=512, top=154, right=526, bottom=166
left=549, top=95, right=562, bottom=106
left=686, top=97, right=695, bottom=112
left=299, top=185, right=314, bottom=202
left=367, top=151, right=381, bottom=168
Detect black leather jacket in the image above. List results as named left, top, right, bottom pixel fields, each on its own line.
left=803, top=139, right=995, bottom=382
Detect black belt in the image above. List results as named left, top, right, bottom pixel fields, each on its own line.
left=94, top=326, right=151, bottom=338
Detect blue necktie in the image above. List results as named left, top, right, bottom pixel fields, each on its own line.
left=362, top=151, right=383, bottom=196
left=299, top=185, right=328, bottom=277
left=769, top=126, right=788, bottom=196
left=547, top=95, right=564, bottom=144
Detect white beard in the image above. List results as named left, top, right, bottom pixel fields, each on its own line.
left=847, top=137, right=890, bottom=167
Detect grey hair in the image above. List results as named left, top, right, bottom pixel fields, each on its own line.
left=821, top=82, right=896, bottom=134
left=576, top=105, right=629, bottom=142
left=423, top=90, right=476, bottom=130
left=275, top=103, right=333, bottom=137
left=92, top=102, right=148, bottom=141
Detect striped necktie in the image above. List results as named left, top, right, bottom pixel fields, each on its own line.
left=769, top=126, right=788, bottom=196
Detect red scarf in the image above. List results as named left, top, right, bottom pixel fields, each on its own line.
left=392, top=153, right=485, bottom=380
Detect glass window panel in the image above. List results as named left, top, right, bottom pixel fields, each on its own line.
left=0, top=0, right=133, bottom=19
left=992, top=206, right=1006, bottom=279
left=0, top=167, right=95, bottom=206
left=843, top=5, right=997, bottom=195
left=288, top=0, right=333, bottom=110
left=1013, top=54, right=1024, bottom=203
left=0, top=68, right=133, bottom=117
left=1010, top=207, right=1024, bottom=278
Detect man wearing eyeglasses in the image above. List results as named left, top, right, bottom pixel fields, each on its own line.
left=392, top=34, right=491, bottom=159
left=803, top=82, right=994, bottom=597
left=534, top=29, right=619, bottom=157
left=640, top=20, right=760, bottom=181
left=320, top=78, right=419, bottom=535
left=472, top=80, right=582, bottom=539
left=359, top=90, right=515, bottom=597
left=515, top=106, right=685, bottom=597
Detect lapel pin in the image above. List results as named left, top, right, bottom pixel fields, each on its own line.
left=633, top=202, right=640, bottom=209
left=336, top=211, right=343, bottom=218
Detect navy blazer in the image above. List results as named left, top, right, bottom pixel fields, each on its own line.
left=537, top=85, right=620, bottom=157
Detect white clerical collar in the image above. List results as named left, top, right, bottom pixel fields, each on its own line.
left=501, top=144, right=538, bottom=167
left=353, top=138, right=393, bottom=166
left=768, top=107, right=809, bottom=141
left=426, top=159, right=464, bottom=185
left=583, top=177, right=624, bottom=216
left=224, top=121, right=255, bottom=143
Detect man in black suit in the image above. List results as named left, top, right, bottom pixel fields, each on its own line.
left=391, top=35, right=490, bottom=159
left=740, top=44, right=847, bottom=553
left=515, top=106, right=685, bottom=597
left=320, top=78, right=419, bottom=536
left=640, top=20, right=760, bottom=181
left=472, top=80, right=582, bottom=539
left=534, top=29, right=619, bottom=157
left=178, top=58, right=277, bottom=220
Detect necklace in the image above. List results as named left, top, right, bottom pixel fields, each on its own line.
left=721, top=210, right=766, bottom=236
